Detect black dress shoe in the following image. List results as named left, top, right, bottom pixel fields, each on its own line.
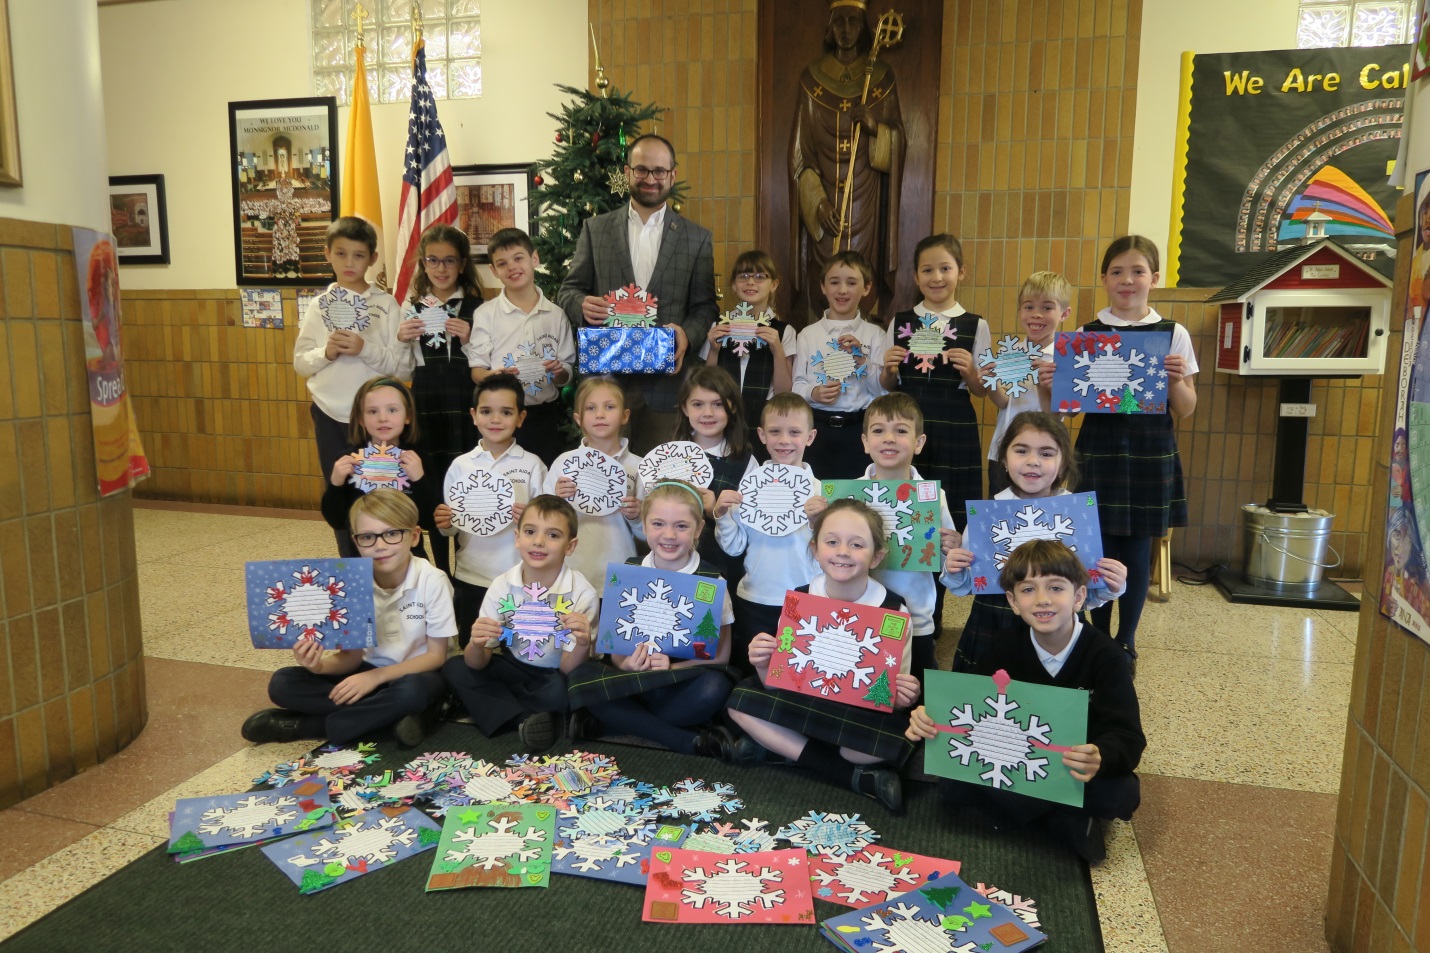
left=851, top=765, right=904, bottom=814
left=518, top=711, right=560, bottom=752
left=567, top=709, right=601, bottom=741
left=241, top=708, right=308, bottom=744
left=691, top=726, right=735, bottom=761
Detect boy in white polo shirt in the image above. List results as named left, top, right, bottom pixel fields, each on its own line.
left=242, top=489, right=456, bottom=748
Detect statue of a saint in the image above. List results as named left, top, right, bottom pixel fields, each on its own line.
left=790, top=0, right=905, bottom=319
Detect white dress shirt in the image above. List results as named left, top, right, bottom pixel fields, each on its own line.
left=627, top=202, right=667, bottom=288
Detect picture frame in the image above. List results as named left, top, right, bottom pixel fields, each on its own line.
left=227, top=97, right=339, bottom=287
left=0, top=1, right=19, bottom=188
left=108, top=174, right=170, bottom=265
left=452, top=163, right=535, bottom=262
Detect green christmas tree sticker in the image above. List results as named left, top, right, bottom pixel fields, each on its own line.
left=693, top=610, right=719, bottom=655
left=1117, top=386, right=1140, bottom=414
left=863, top=669, right=893, bottom=709
left=170, top=830, right=204, bottom=854
left=921, top=885, right=961, bottom=909
left=419, top=826, right=442, bottom=846
left=299, top=868, right=336, bottom=894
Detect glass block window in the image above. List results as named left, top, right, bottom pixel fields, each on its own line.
left=1298, top=0, right=1411, bottom=47
left=311, top=0, right=481, bottom=104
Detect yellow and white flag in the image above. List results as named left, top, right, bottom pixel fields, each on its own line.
left=341, top=43, right=385, bottom=289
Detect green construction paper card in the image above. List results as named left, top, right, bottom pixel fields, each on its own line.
left=425, top=802, right=555, bottom=891
left=922, top=668, right=1089, bottom=808
left=820, top=479, right=943, bottom=571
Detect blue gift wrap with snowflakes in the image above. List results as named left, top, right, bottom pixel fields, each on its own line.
left=578, top=327, right=677, bottom=375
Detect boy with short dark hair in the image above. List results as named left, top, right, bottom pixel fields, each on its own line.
left=908, top=539, right=1144, bottom=863
left=294, top=215, right=410, bottom=548
left=466, top=227, right=575, bottom=466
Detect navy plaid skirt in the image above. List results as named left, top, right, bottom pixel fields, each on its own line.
left=568, top=659, right=738, bottom=708
left=1075, top=412, right=1187, bottom=538
left=411, top=356, right=480, bottom=460
left=727, top=676, right=915, bottom=765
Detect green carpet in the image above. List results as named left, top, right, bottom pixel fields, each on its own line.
left=1, top=722, right=1103, bottom=952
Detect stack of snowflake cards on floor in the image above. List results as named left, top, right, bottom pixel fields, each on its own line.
left=244, top=559, right=376, bottom=650
left=821, top=479, right=944, bottom=571
left=819, top=869, right=1048, bottom=951
left=551, top=788, right=691, bottom=885
left=807, top=845, right=962, bottom=907
left=262, top=804, right=442, bottom=894
left=578, top=283, right=675, bottom=374
left=426, top=802, right=556, bottom=891
left=641, top=847, right=817, bottom=925
left=962, top=493, right=1107, bottom=594
left=596, top=562, right=728, bottom=661
left=1049, top=329, right=1172, bottom=415
left=922, top=669, right=1089, bottom=807
left=763, top=590, right=912, bottom=712
left=167, top=779, right=334, bottom=860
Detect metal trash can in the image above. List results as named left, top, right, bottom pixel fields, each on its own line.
left=1242, top=504, right=1341, bottom=593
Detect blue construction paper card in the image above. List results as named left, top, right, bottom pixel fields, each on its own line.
left=1049, top=329, right=1172, bottom=415
left=168, top=779, right=335, bottom=852
left=595, top=562, right=727, bottom=660
left=261, top=805, right=442, bottom=894
left=819, top=869, right=1048, bottom=952
left=245, top=559, right=376, bottom=650
left=552, top=823, right=689, bottom=885
left=962, top=493, right=1106, bottom=595
left=578, top=326, right=676, bottom=374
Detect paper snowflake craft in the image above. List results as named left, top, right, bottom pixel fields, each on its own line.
left=318, top=286, right=371, bottom=332
left=262, top=565, right=351, bottom=643
left=254, top=744, right=379, bottom=793
left=737, top=463, right=815, bottom=537
left=604, top=283, right=660, bottom=327
left=443, top=813, right=549, bottom=870
left=780, top=604, right=882, bottom=698
left=263, top=806, right=441, bottom=894
left=651, top=778, right=744, bottom=823
left=445, top=470, right=515, bottom=537
left=430, top=760, right=538, bottom=816
left=616, top=575, right=694, bottom=652
left=856, top=901, right=985, bottom=953
left=503, top=340, right=558, bottom=396
left=284, top=811, right=419, bottom=868
left=553, top=832, right=649, bottom=876
left=686, top=819, right=778, bottom=855
left=717, top=302, right=774, bottom=356
left=311, top=743, right=381, bottom=775
left=405, top=294, right=453, bottom=347
left=428, top=805, right=555, bottom=889
left=776, top=810, right=878, bottom=859
left=858, top=481, right=916, bottom=547
left=350, top=768, right=436, bottom=806
left=976, top=335, right=1044, bottom=399
left=811, top=847, right=924, bottom=904
left=349, top=443, right=409, bottom=493
left=1072, top=339, right=1148, bottom=409
left=896, top=313, right=958, bottom=373
left=559, top=448, right=628, bottom=516
left=974, top=883, right=1040, bottom=928
left=941, top=670, right=1053, bottom=789
left=638, top=440, right=715, bottom=488
left=198, top=793, right=300, bottom=841
left=811, top=338, right=868, bottom=393
left=506, top=750, right=622, bottom=805
left=581, top=775, right=656, bottom=809
left=988, top=502, right=1076, bottom=570
left=403, top=752, right=477, bottom=783
left=496, top=581, right=574, bottom=664
left=679, top=856, right=787, bottom=919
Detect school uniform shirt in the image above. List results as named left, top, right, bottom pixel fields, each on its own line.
left=293, top=282, right=410, bottom=422
left=715, top=458, right=820, bottom=606
left=478, top=562, right=599, bottom=668
left=698, top=323, right=798, bottom=398
left=443, top=442, right=549, bottom=587
left=882, top=302, right=991, bottom=392
left=544, top=440, right=645, bottom=585
left=940, top=486, right=1126, bottom=609
left=641, top=551, right=736, bottom=626
left=465, top=287, right=577, bottom=407
left=791, top=314, right=887, bottom=412
left=1093, top=307, right=1199, bottom=374
left=365, top=556, right=458, bottom=667
left=1034, top=618, right=1084, bottom=677
left=862, top=463, right=955, bottom=638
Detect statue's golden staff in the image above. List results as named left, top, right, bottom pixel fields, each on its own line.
left=834, top=10, right=904, bottom=250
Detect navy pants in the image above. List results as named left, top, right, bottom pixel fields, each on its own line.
left=451, top=578, right=488, bottom=650
left=940, top=772, right=1141, bottom=823
left=310, top=403, right=356, bottom=558
left=586, top=669, right=734, bottom=753
left=1090, top=534, right=1153, bottom=654
left=267, top=663, right=445, bottom=746
left=443, top=653, right=567, bottom=736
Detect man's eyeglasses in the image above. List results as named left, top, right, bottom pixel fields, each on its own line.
left=423, top=256, right=459, bottom=268
left=628, top=166, right=674, bottom=181
left=352, top=528, right=410, bottom=548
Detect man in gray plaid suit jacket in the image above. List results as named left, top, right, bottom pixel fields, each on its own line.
left=558, top=135, right=718, bottom=455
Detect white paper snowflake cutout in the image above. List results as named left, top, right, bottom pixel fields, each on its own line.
left=1071, top=342, right=1147, bottom=400
left=560, top=449, right=628, bottom=516
left=444, top=814, right=549, bottom=870
left=604, top=283, right=660, bottom=327
left=198, top=794, right=299, bottom=840
left=406, top=294, right=452, bottom=347
left=786, top=607, right=881, bottom=696
left=988, top=503, right=1076, bottom=569
left=706, top=818, right=778, bottom=854
left=318, top=286, right=371, bottom=332
left=638, top=441, right=715, bottom=488
left=776, top=810, right=879, bottom=859
left=263, top=565, right=350, bottom=642
left=309, top=743, right=380, bottom=775
left=652, top=779, right=744, bottom=822
left=497, top=581, right=574, bottom=662
left=503, top=340, right=557, bottom=396
left=943, top=673, right=1052, bottom=789
left=812, top=339, right=868, bottom=393
left=553, top=834, right=644, bottom=873
left=977, top=336, right=1044, bottom=399
left=811, top=848, right=922, bottom=904
left=718, top=302, right=773, bottom=357
left=975, top=883, right=1040, bottom=927
left=680, top=857, right=785, bottom=919
left=616, top=576, right=694, bottom=653
left=737, top=463, right=814, bottom=537
left=350, top=443, right=409, bottom=493
left=860, top=902, right=980, bottom=953
left=557, top=796, right=658, bottom=841
left=897, top=314, right=958, bottom=373
left=859, top=482, right=916, bottom=547
left=446, top=470, right=515, bottom=537
left=403, top=752, right=475, bottom=782
left=286, top=814, right=418, bottom=867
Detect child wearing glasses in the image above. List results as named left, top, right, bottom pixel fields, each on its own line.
left=467, top=227, right=577, bottom=467
left=242, top=489, right=456, bottom=748
left=703, top=250, right=796, bottom=457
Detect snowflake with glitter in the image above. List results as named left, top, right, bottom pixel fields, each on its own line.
left=897, top=313, right=958, bottom=373
left=445, top=469, right=515, bottom=538
left=557, top=447, right=628, bottom=516
left=785, top=606, right=881, bottom=697
left=651, top=778, right=744, bottom=823
left=942, top=670, right=1052, bottom=789
left=349, top=443, right=409, bottom=493
left=198, top=793, right=299, bottom=840
left=737, top=463, right=815, bottom=537
left=988, top=502, right=1076, bottom=570
left=496, top=581, right=573, bottom=667
left=811, top=338, right=868, bottom=393
left=974, top=883, right=1040, bottom=928
left=262, top=565, right=351, bottom=643
left=810, top=847, right=923, bottom=904
left=859, top=901, right=982, bottom=953
left=614, top=575, right=693, bottom=652
left=976, top=335, right=1044, bottom=399
left=717, top=301, right=774, bottom=356
left=502, top=340, right=558, bottom=396
left=680, top=856, right=786, bottom=919
left=404, top=294, right=454, bottom=347
left=604, top=283, right=660, bottom=327
left=317, top=285, right=371, bottom=332
left=776, top=810, right=878, bottom=859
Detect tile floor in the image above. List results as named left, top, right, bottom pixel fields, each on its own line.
left=0, top=502, right=1358, bottom=951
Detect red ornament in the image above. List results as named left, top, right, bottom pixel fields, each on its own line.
left=592, top=130, right=601, bottom=148
left=555, top=131, right=564, bottom=143
left=532, top=174, right=544, bottom=186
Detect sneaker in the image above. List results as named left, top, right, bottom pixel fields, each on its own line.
left=394, top=709, right=435, bottom=747
left=241, top=708, right=308, bottom=744
left=567, top=709, right=601, bottom=742
left=691, top=726, right=735, bottom=762
left=518, top=711, right=560, bottom=753
left=851, top=766, right=904, bottom=814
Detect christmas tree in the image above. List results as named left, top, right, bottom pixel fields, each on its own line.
left=299, top=868, right=335, bottom=893
left=170, top=830, right=205, bottom=854
left=529, top=84, right=687, bottom=298
left=862, top=669, right=893, bottom=708
left=693, top=610, right=719, bottom=657
left=921, top=885, right=961, bottom=909
left=1117, top=386, right=1140, bottom=414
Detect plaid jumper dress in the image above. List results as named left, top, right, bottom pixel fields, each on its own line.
left=698, top=449, right=752, bottom=587
left=715, top=315, right=793, bottom=456
left=408, top=292, right=481, bottom=483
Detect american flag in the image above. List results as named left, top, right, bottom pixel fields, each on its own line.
left=392, top=39, right=456, bottom=305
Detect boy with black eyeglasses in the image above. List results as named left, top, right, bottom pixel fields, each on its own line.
left=242, top=489, right=456, bottom=748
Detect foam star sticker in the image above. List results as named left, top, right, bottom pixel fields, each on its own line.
left=964, top=900, right=992, bottom=920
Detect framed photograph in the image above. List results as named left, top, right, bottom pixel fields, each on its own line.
left=0, top=1, right=19, bottom=187
left=453, top=163, right=535, bottom=262
left=228, top=97, right=339, bottom=287
left=108, top=175, right=170, bottom=265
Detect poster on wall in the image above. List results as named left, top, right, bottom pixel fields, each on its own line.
left=71, top=228, right=149, bottom=497
left=453, top=164, right=533, bottom=262
left=240, top=288, right=284, bottom=329
left=228, top=98, right=339, bottom=287
left=1381, top=170, right=1430, bottom=647
left=1168, top=45, right=1408, bottom=288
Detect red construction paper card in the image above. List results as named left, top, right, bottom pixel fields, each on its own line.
left=642, top=847, right=815, bottom=924
left=762, top=590, right=911, bottom=712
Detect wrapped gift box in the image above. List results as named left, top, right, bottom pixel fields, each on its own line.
left=578, top=326, right=676, bottom=374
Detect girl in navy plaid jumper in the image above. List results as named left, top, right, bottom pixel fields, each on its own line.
left=671, top=366, right=753, bottom=588
left=704, top=250, right=795, bottom=456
